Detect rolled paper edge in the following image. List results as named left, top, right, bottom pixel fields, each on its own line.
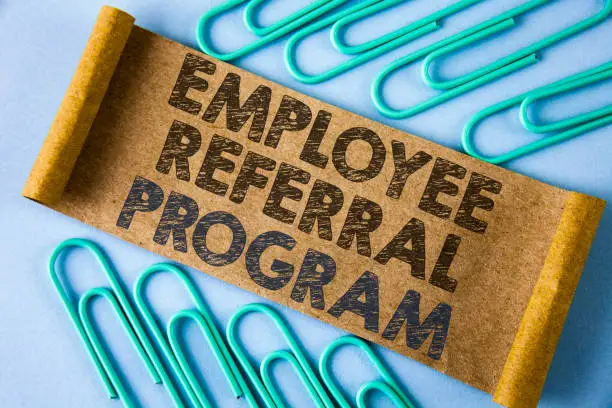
left=493, top=192, right=606, bottom=408
left=22, top=6, right=135, bottom=205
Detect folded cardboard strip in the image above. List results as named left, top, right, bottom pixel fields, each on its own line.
left=23, top=7, right=605, bottom=408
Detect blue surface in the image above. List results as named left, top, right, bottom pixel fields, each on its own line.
left=1, top=0, right=611, bottom=407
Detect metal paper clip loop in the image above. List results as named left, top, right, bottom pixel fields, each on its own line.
left=49, top=238, right=184, bottom=407
left=319, top=336, right=415, bottom=408
left=373, top=0, right=612, bottom=119
left=462, top=61, right=612, bottom=164
left=197, top=0, right=349, bottom=61
left=78, top=287, right=150, bottom=408
left=519, top=62, right=612, bottom=135
left=226, top=303, right=334, bottom=408
left=134, top=263, right=256, bottom=408
left=285, top=0, right=481, bottom=84
left=244, top=0, right=339, bottom=37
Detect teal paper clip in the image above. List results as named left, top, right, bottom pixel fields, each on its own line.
left=319, top=336, right=415, bottom=408
left=462, top=61, right=612, bottom=164
left=49, top=238, right=184, bottom=408
left=197, top=0, right=349, bottom=61
left=134, top=263, right=257, bottom=408
left=285, top=0, right=482, bottom=84
left=372, top=0, right=612, bottom=119
left=226, top=303, right=334, bottom=408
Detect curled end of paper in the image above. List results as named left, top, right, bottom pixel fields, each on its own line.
left=493, top=192, right=605, bottom=408
left=22, top=6, right=135, bottom=205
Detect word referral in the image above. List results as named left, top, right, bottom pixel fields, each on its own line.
left=117, top=53, right=503, bottom=360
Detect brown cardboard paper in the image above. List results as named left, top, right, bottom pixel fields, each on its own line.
left=23, top=7, right=605, bottom=407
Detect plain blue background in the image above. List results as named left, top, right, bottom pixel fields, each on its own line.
left=1, top=0, right=611, bottom=407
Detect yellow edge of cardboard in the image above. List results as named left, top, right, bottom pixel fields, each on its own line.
left=21, top=6, right=134, bottom=205
left=494, top=192, right=605, bottom=408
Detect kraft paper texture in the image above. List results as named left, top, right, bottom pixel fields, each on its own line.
left=23, top=7, right=605, bottom=407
